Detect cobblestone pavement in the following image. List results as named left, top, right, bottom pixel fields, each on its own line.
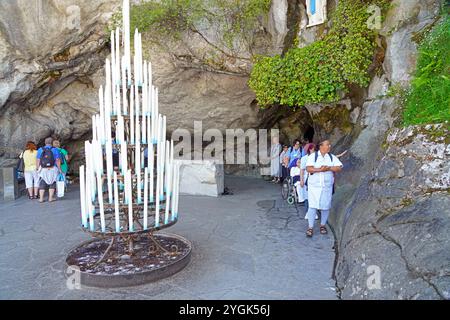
left=0, top=176, right=337, bottom=299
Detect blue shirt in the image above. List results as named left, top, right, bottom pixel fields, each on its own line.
left=37, top=145, right=61, bottom=160
left=289, top=147, right=302, bottom=161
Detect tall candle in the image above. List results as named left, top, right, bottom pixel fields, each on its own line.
left=136, top=139, right=141, bottom=204
left=149, top=143, right=154, bottom=203
left=96, top=171, right=106, bottom=232
left=135, top=82, right=140, bottom=118
left=92, top=115, right=97, bottom=141
left=143, top=167, right=148, bottom=229
left=174, top=162, right=180, bottom=220
left=164, top=140, right=169, bottom=193
left=85, top=141, right=96, bottom=201
left=111, top=31, right=116, bottom=91
left=106, top=139, right=113, bottom=204
left=170, top=139, right=174, bottom=195
left=123, top=0, right=131, bottom=84
left=113, top=171, right=120, bottom=232
left=142, top=65, right=147, bottom=144
left=130, top=84, right=135, bottom=144
left=86, top=176, right=95, bottom=231
left=121, top=56, right=128, bottom=115
left=139, top=33, right=143, bottom=85
left=164, top=160, right=171, bottom=225
left=79, top=165, right=87, bottom=227
left=171, top=162, right=178, bottom=221
left=143, top=61, right=148, bottom=91
left=127, top=169, right=134, bottom=231
left=105, top=58, right=111, bottom=114
left=147, top=113, right=151, bottom=149
left=155, top=159, right=160, bottom=228
left=115, top=27, right=120, bottom=86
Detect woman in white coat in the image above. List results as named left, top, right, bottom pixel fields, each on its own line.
left=270, top=136, right=281, bottom=183
left=305, top=140, right=342, bottom=237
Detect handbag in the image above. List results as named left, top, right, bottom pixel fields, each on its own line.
left=56, top=173, right=65, bottom=198
left=16, top=152, right=24, bottom=172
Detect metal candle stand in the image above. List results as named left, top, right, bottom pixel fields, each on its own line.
left=66, top=0, right=190, bottom=288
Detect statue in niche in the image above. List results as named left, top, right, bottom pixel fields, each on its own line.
left=306, top=0, right=327, bottom=27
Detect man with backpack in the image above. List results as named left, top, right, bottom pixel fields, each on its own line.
left=304, top=140, right=343, bottom=237
left=36, top=137, right=62, bottom=203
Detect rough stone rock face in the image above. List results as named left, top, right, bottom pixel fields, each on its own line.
left=327, top=0, right=447, bottom=300
left=0, top=0, right=286, bottom=169
left=0, top=0, right=122, bottom=166
left=146, top=44, right=260, bottom=134
left=334, top=125, right=450, bottom=299
left=380, top=0, right=441, bottom=85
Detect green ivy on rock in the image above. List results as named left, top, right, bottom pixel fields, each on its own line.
left=249, top=0, right=390, bottom=108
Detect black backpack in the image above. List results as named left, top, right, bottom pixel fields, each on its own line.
left=41, top=148, right=55, bottom=168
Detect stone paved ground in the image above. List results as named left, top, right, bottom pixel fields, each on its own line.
left=0, top=176, right=337, bottom=299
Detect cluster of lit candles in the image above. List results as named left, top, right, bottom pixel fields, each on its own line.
left=78, top=0, right=180, bottom=233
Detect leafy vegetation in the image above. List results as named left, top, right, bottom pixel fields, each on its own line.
left=403, top=14, right=450, bottom=125
left=249, top=0, right=391, bottom=108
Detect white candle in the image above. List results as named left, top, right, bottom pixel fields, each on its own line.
left=164, top=139, right=169, bottom=193
left=115, top=27, right=120, bottom=86
left=127, top=169, right=134, bottom=231
left=135, top=81, right=140, bottom=118
left=135, top=108, right=140, bottom=147
left=139, top=33, right=143, bottom=85
left=111, top=30, right=116, bottom=91
left=170, top=139, right=174, bottom=195
left=97, top=115, right=102, bottom=144
left=143, top=167, right=148, bottom=229
left=113, top=171, right=120, bottom=232
left=106, top=139, right=113, bottom=204
left=92, top=115, right=97, bottom=141
left=155, top=158, right=160, bottom=227
left=174, top=162, right=180, bottom=220
left=164, top=161, right=171, bottom=225
left=136, top=139, right=141, bottom=204
left=130, top=84, right=135, bottom=144
left=121, top=56, right=128, bottom=115
left=96, top=171, right=106, bottom=232
left=123, top=0, right=131, bottom=84
left=135, top=84, right=140, bottom=144
left=79, top=165, right=87, bottom=227
left=85, top=141, right=96, bottom=201
left=147, top=113, right=151, bottom=149
left=149, top=143, right=154, bottom=203
left=86, top=177, right=95, bottom=231
left=171, top=162, right=178, bottom=221
left=143, top=61, right=148, bottom=90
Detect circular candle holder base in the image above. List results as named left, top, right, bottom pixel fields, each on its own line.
left=65, top=233, right=191, bottom=288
